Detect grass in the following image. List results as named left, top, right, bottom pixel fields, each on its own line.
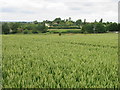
left=2, top=33, right=118, bottom=88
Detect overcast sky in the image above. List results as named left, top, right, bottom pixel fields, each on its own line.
left=0, top=0, right=119, bottom=22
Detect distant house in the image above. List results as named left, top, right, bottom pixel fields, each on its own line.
left=45, top=23, right=50, bottom=27
left=53, top=22, right=58, bottom=25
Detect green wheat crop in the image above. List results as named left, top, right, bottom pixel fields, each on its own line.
left=2, top=33, right=118, bottom=88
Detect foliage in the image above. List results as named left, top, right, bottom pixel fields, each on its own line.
left=2, top=23, right=10, bottom=34
left=33, top=20, right=39, bottom=24
left=53, top=18, right=62, bottom=24
left=106, top=23, right=118, bottom=31
left=1, top=18, right=118, bottom=34
left=99, top=18, right=103, bottom=23
left=95, top=23, right=106, bottom=33
left=76, top=19, right=82, bottom=26
left=23, top=30, right=29, bottom=34
left=81, top=23, right=94, bottom=33
left=81, top=23, right=106, bottom=33
left=9, top=22, right=21, bottom=34
left=23, top=24, right=35, bottom=30
left=32, top=30, right=38, bottom=34
left=37, top=23, right=48, bottom=33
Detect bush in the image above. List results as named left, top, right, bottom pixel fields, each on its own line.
left=106, top=23, right=118, bottom=31
left=81, top=24, right=94, bottom=33
left=37, top=23, right=48, bottom=33
left=2, top=23, right=10, bottom=34
left=32, top=30, right=38, bottom=34
left=95, top=23, right=106, bottom=33
left=81, top=23, right=106, bottom=33
left=23, top=30, right=29, bottom=34
left=9, top=22, right=21, bottom=34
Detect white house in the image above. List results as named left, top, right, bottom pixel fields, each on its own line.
left=45, top=23, right=50, bottom=27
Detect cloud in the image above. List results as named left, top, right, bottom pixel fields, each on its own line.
left=1, top=7, right=35, bottom=14
left=0, top=0, right=119, bottom=22
left=2, top=7, right=18, bottom=13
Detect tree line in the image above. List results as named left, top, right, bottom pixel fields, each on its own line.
left=2, top=17, right=119, bottom=34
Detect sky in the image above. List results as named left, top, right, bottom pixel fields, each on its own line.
left=0, top=0, right=119, bottom=22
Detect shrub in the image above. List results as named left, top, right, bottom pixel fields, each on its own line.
left=9, top=22, right=21, bottom=34
left=23, top=30, right=29, bottom=34
left=37, top=23, right=48, bottom=33
left=81, top=24, right=94, bottom=33
left=81, top=23, right=106, bottom=33
left=106, top=23, right=118, bottom=31
left=32, top=30, right=38, bottom=34
left=2, top=23, right=10, bottom=34
left=95, top=23, right=106, bottom=33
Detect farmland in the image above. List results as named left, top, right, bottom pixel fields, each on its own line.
left=48, top=29, right=81, bottom=33
left=2, top=33, right=118, bottom=88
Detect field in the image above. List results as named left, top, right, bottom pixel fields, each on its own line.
left=48, top=29, right=81, bottom=33
left=2, top=33, right=118, bottom=88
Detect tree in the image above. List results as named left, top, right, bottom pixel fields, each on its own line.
left=81, top=23, right=94, bottom=33
left=32, top=29, right=38, bottom=34
left=106, top=23, right=118, bottom=31
left=68, top=17, right=71, bottom=21
left=83, top=19, right=86, bottom=24
left=33, top=20, right=38, bottom=24
left=76, top=19, right=82, bottom=26
left=59, top=20, right=66, bottom=25
left=94, top=20, right=97, bottom=23
left=66, top=21, right=74, bottom=26
left=99, top=18, right=103, bottom=23
left=2, top=23, right=10, bottom=34
left=9, top=22, right=21, bottom=33
left=95, top=23, right=106, bottom=33
left=37, top=23, right=48, bottom=33
left=43, top=20, right=52, bottom=26
left=23, top=30, right=29, bottom=34
left=53, top=18, right=61, bottom=24
left=23, top=24, right=36, bottom=30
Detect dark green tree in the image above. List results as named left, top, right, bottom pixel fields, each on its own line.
left=53, top=18, right=61, bottom=24
left=37, top=23, right=48, bottom=33
left=106, top=23, right=118, bottom=31
left=83, top=19, right=86, bottom=24
left=95, top=23, right=106, bottom=33
left=2, top=23, right=10, bottom=34
left=94, top=20, right=97, bottom=23
left=81, top=23, right=94, bottom=33
left=9, top=22, right=21, bottom=33
left=99, top=18, right=103, bottom=23
left=76, top=19, right=82, bottom=26
left=24, top=24, right=36, bottom=30
left=33, top=20, right=38, bottom=24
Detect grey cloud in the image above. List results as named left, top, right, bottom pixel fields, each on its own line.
left=1, top=7, right=35, bottom=14
left=65, top=2, right=117, bottom=13
left=2, top=7, right=18, bottom=13
left=0, top=0, right=118, bottom=22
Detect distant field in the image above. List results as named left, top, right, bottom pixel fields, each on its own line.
left=48, top=29, right=80, bottom=31
left=2, top=33, right=118, bottom=88
left=48, top=29, right=81, bottom=33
